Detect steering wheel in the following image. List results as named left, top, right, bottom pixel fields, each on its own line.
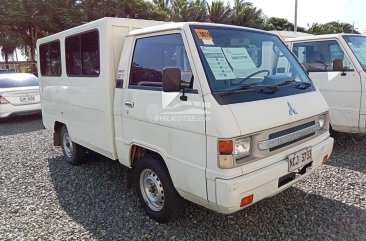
left=314, top=60, right=329, bottom=70
left=238, top=70, right=270, bottom=85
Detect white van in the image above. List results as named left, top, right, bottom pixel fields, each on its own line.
left=37, top=18, right=333, bottom=223
left=287, top=34, right=366, bottom=133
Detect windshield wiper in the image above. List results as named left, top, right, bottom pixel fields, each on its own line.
left=220, top=84, right=260, bottom=96
left=219, top=79, right=312, bottom=97
left=277, top=79, right=312, bottom=89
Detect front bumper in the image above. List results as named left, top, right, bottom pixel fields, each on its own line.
left=214, top=136, right=334, bottom=214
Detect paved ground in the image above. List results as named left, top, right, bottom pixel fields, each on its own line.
left=0, top=116, right=365, bottom=241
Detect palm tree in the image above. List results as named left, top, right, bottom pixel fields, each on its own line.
left=207, top=0, right=231, bottom=23
left=153, top=0, right=170, bottom=11
left=231, top=0, right=264, bottom=28
left=170, top=0, right=207, bottom=22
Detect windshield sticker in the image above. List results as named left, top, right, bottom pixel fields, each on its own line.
left=200, top=46, right=236, bottom=80
left=195, top=29, right=214, bottom=45
left=222, top=48, right=257, bottom=78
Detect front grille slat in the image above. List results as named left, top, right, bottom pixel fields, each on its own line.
left=258, top=121, right=318, bottom=151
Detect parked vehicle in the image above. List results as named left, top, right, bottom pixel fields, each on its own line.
left=37, top=18, right=334, bottom=223
left=0, top=73, right=41, bottom=118
left=287, top=34, right=366, bottom=133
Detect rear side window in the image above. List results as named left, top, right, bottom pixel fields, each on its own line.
left=293, top=40, right=353, bottom=72
left=65, top=30, right=100, bottom=77
left=0, top=74, right=39, bottom=88
left=40, top=41, right=61, bottom=76
left=129, top=34, right=193, bottom=88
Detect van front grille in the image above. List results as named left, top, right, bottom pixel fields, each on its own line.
left=258, top=121, right=319, bottom=152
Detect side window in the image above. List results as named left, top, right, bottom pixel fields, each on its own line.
left=129, top=34, right=193, bottom=88
left=40, top=41, right=61, bottom=76
left=293, top=40, right=353, bottom=72
left=66, top=30, right=100, bottom=77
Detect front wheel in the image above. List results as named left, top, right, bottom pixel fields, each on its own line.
left=60, top=126, right=86, bottom=165
left=134, top=154, right=185, bottom=223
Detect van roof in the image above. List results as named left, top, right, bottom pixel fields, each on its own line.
left=128, top=21, right=274, bottom=37
left=37, top=17, right=279, bottom=45
left=286, top=33, right=362, bottom=42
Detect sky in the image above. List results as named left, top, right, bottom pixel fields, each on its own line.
left=215, top=0, right=366, bottom=33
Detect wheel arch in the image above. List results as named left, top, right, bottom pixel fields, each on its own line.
left=53, top=121, right=64, bottom=146
left=128, top=144, right=174, bottom=186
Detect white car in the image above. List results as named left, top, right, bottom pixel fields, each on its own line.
left=0, top=73, right=41, bottom=118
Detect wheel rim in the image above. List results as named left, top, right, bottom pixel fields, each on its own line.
left=139, top=169, right=165, bottom=211
left=62, top=131, right=73, bottom=159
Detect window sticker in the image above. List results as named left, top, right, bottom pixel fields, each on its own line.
left=195, top=29, right=214, bottom=45
left=222, top=48, right=257, bottom=78
left=200, top=46, right=236, bottom=80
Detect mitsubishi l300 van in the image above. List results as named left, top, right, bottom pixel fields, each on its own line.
left=287, top=34, right=366, bottom=133
left=37, top=18, right=333, bottom=222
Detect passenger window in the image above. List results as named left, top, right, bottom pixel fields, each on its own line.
left=129, top=34, right=193, bottom=88
left=293, top=40, right=353, bottom=72
left=40, top=41, right=61, bottom=76
left=66, top=30, right=100, bottom=77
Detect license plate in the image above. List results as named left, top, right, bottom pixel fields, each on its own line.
left=288, top=147, right=312, bottom=172
left=20, top=96, right=36, bottom=102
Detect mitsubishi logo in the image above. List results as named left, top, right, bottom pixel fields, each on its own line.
left=287, top=102, right=298, bottom=115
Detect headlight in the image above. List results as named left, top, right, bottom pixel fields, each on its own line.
left=218, top=137, right=252, bottom=168
left=234, top=137, right=251, bottom=159
left=319, top=114, right=325, bottom=129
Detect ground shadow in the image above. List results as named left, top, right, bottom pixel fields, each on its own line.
left=48, top=155, right=366, bottom=241
left=328, top=132, right=366, bottom=174
left=0, top=114, right=44, bottom=136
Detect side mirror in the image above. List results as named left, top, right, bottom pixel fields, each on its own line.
left=333, top=59, right=344, bottom=71
left=162, top=68, right=181, bottom=92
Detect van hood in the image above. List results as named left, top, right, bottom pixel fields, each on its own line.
left=227, top=91, right=328, bottom=136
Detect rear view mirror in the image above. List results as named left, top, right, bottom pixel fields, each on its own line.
left=333, top=59, right=344, bottom=71
left=162, top=68, right=181, bottom=92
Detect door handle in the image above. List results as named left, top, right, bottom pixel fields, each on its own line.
left=124, top=101, right=134, bottom=108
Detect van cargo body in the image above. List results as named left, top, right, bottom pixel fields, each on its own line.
left=37, top=18, right=333, bottom=222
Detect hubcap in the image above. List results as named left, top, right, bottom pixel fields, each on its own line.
left=62, top=132, right=73, bottom=158
left=140, top=169, right=165, bottom=211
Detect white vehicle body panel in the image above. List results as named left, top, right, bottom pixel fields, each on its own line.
left=287, top=34, right=366, bottom=133
left=38, top=18, right=333, bottom=214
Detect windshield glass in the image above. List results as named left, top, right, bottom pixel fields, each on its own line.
left=191, top=26, right=314, bottom=103
left=343, top=35, right=366, bottom=70
left=0, top=74, right=39, bottom=88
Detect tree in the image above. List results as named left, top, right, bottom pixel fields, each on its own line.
left=0, top=32, right=23, bottom=69
left=231, top=0, right=264, bottom=29
left=170, top=0, right=208, bottom=22
left=207, top=0, right=231, bottom=24
left=308, top=21, right=360, bottom=35
left=263, top=17, right=306, bottom=32
left=0, top=0, right=84, bottom=73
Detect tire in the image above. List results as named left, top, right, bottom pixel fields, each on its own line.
left=60, top=125, right=86, bottom=165
left=134, top=154, right=185, bottom=223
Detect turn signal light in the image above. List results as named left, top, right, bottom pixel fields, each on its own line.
left=0, top=96, right=9, bottom=104
left=218, top=140, right=233, bottom=155
left=322, top=155, right=329, bottom=163
left=240, top=194, right=254, bottom=207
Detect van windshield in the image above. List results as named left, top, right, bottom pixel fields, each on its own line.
left=191, top=26, right=315, bottom=103
left=343, top=35, right=366, bottom=70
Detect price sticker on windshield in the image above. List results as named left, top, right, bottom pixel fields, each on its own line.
left=195, top=29, right=214, bottom=45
